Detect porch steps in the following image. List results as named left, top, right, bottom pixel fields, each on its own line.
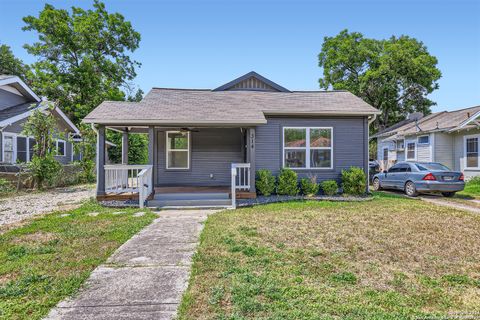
left=147, top=192, right=231, bottom=208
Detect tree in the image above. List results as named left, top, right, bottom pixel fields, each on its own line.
left=22, top=103, right=62, bottom=188
left=73, top=124, right=97, bottom=182
left=22, top=1, right=141, bottom=124
left=0, top=44, right=30, bottom=81
left=318, top=30, right=441, bottom=131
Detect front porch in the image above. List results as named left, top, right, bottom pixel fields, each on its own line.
left=95, top=125, right=257, bottom=208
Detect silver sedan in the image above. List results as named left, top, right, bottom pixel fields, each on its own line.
left=372, top=161, right=465, bottom=197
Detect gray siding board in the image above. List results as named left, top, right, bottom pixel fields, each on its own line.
left=255, top=116, right=368, bottom=183
left=156, top=128, right=243, bottom=186
left=0, top=88, right=29, bottom=110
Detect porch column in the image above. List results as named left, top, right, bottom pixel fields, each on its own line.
left=247, top=127, right=256, bottom=193
left=148, top=126, right=156, bottom=190
left=96, top=124, right=106, bottom=196
left=121, top=129, right=129, bottom=164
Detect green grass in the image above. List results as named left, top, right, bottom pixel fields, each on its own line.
left=0, top=200, right=156, bottom=320
left=457, top=178, right=480, bottom=199
left=178, top=194, right=480, bottom=319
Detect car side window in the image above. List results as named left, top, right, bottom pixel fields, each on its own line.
left=388, top=166, right=399, bottom=173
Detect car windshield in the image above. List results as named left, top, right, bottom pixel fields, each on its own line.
left=415, top=163, right=450, bottom=171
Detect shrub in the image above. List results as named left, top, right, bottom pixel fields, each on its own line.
left=256, top=169, right=276, bottom=196
left=341, top=166, right=367, bottom=195
left=277, top=168, right=299, bottom=196
left=321, top=180, right=338, bottom=196
left=0, top=178, right=15, bottom=194
left=300, top=175, right=319, bottom=196
left=28, top=154, right=62, bottom=189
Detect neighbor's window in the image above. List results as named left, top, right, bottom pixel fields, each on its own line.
left=466, top=137, right=478, bottom=168
left=166, top=131, right=190, bottom=169
left=418, top=135, right=430, bottom=144
left=397, top=139, right=405, bottom=149
left=406, top=142, right=416, bottom=160
left=29, top=138, right=36, bottom=161
left=283, top=127, right=332, bottom=169
left=17, top=137, right=27, bottom=162
left=56, top=140, right=66, bottom=156
left=3, top=134, right=15, bottom=163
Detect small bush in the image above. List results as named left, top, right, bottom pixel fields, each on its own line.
left=256, top=169, right=276, bottom=196
left=0, top=178, right=15, bottom=194
left=277, top=168, right=299, bottom=196
left=341, top=166, right=367, bottom=195
left=321, top=180, right=338, bottom=196
left=28, top=154, right=62, bottom=189
left=300, top=175, right=319, bottom=196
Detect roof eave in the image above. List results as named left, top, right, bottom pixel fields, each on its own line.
left=82, top=118, right=268, bottom=126
left=263, top=110, right=381, bottom=116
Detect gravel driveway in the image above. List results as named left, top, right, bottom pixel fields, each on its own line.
left=0, top=184, right=95, bottom=227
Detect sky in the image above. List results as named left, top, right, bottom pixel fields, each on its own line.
left=1, top=0, right=479, bottom=112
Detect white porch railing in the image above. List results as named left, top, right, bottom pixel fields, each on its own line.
left=104, top=164, right=153, bottom=208
left=231, top=163, right=251, bottom=209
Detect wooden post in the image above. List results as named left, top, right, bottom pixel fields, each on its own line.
left=96, top=124, right=106, bottom=196
left=122, top=129, right=129, bottom=164
left=247, top=127, right=256, bottom=193
left=148, top=126, right=156, bottom=191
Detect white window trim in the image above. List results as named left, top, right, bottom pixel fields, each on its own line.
left=417, top=135, right=430, bottom=145
left=2, top=132, right=17, bottom=163
left=406, top=140, right=417, bottom=161
left=282, top=127, right=333, bottom=170
left=383, top=147, right=389, bottom=161
left=56, top=139, right=66, bottom=157
left=166, top=131, right=190, bottom=170
left=463, top=134, right=480, bottom=170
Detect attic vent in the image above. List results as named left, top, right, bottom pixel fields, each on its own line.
left=467, top=112, right=471, bottom=118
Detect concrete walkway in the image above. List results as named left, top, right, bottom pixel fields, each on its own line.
left=45, top=209, right=216, bottom=320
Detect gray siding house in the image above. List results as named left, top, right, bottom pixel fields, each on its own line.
left=84, top=72, right=379, bottom=207
left=0, top=75, right=81, bottom=164
left=372, top=105, right=480, bottom=179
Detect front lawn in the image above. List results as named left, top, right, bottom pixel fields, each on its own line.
left=179, top=193, right=480, bottom=319
left=0, top=200, right=156, bottom=320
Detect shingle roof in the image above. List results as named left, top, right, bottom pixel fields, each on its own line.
left=373, top=105, right=480, bottom=139
left=0, top=102, right=41, bottom=122
left=84, top=88, right=379, bottom=125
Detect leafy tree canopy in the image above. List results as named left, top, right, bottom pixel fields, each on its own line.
left=22, top=0, right=141, bottom=124
left=0, top=44, right=30, bottom=81
left=318, top=30, right=441, bottom=131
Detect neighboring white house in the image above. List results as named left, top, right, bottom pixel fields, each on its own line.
left=372, top=105, right=480, bottom=179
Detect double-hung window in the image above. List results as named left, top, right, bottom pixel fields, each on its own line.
left=56, top=139, right=66, bottom=156
left=283, top=127, right=332, bottom=169
left=166, top=131, right=190, bottom=169
left=465, top=136, right=479, bottom=168
left=406, top=142, right=416, bottom=160
left=2, top=133, right=15, bottom=163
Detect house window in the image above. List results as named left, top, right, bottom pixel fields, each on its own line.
left=406, top=142, right=416, bottom=160
left=383, top=148, right=389, bottom=161
left=466, top=137, right=478, bottom=168
left=283, top=127, right=332, bottom=169
left=17, top=137, right=27, bottom=163
left=29, top=138, right=36, bottom=161
left=3, top=134, right=15, bottom=163
left=418, top=135, right=430, bottom=144
left=56, top=139, right=66, bottom=156
left=166, top=131, right=190, bottom=169
left=397, top=139, right=405, bottom=150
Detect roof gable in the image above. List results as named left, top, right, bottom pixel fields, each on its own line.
left=213, top=71, right=290, bottom=92
left=0, top=75, right=40, bottom=102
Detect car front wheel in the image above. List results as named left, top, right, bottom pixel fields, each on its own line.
left=373, top=178, right=381, bottom=191
left=405, top=181, right=418, bottom=197
left=442, top=192, right=456, bottom=197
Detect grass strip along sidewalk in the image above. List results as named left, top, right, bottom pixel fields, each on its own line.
left=0, top=200, right=156, bottom=320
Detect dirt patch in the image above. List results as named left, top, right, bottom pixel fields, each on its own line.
left=11, top=232, right=58, bottom=245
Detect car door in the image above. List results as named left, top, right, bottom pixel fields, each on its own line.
left=391, top=164, right=409, bottom=189
left=382, top=164, right=400, bottom=188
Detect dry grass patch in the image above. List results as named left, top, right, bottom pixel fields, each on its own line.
left=179, top=193, right=480, bottom=319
